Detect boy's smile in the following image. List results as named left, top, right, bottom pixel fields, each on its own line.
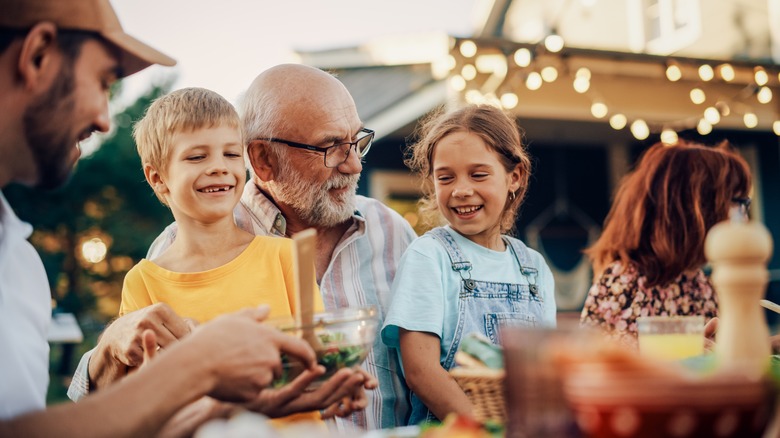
left=157, top=124, right=245, bottom=226
left=197, top=184, right=234, bottom=194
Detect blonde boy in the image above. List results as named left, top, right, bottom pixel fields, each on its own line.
left=126, top=87, right=336, bottom=423
left=124, top=87, right=321, bottom=323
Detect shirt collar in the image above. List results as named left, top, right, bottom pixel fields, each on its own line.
left=240, top=182, right=286, bottom=237
left=0, top=191, right=34, bottom=248
left=240, top=182, right=364, bottom=237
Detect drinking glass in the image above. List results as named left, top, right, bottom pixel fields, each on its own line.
left=502, top=318, right=590, bottom=438
left=637, top=315, right=704, bottom=361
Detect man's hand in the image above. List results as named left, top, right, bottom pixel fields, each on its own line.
left=244, top=365, right=375, bottom=418
left=89, top=303, right=191, bottom=390
left=189, top=306, right=317, bottom=403
left=140, top=330, right=157, bottom=367
left=319, top=368, right=377, bottom=419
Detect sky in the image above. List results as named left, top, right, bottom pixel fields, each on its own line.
left=112, top=0, right=481, bottom=106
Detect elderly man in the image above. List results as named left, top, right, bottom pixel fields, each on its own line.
left=230, top=64, right=417, bottom=430
left=0, top=0, right=325, bottom=436
left=77, top=64, right=416, bottom=430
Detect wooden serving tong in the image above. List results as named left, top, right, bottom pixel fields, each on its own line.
left=292, top=228, right=322, bottom=350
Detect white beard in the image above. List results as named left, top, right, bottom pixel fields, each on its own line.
left=270, top=159, right=359, bottom=227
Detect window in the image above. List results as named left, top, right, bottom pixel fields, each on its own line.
left=629, top=0, right=702, bottom=54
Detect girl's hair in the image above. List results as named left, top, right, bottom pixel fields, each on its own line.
left=585, top=140, right=752, bottom=286
left=406, top=104, right=531, bottom=234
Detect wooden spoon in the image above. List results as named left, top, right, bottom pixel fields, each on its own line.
left=760, top=299, right=780, bottom=315
left=292, top=228, right=321, bottom=350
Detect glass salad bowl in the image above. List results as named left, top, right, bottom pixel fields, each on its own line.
left=270, top=305, right=378, bottom=388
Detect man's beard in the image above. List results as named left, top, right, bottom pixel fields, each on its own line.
left=270, top=157, right=359, bottom=227
left=22, top=60, right=78, bottom=190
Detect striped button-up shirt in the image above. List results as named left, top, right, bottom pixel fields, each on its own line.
left=150, top=182, right=416, bottom=430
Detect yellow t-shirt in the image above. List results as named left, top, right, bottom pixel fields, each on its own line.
left=119, top=236, right=322, bottom=322
left=119, top=236, right=324, bottom=425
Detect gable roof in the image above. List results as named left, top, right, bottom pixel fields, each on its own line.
left=328, top=64, right=448, bottom=140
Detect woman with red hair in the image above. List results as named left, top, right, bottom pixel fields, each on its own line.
left=580, top=140, right=752, bottom=346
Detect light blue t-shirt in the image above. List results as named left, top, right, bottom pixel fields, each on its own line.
left=381, top=226, right=556, bottom=373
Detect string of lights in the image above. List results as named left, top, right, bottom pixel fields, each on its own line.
left=445, top=36, right=780, bottom=141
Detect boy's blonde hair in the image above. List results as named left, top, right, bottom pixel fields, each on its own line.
left=133, top=87, right=241, bottom=202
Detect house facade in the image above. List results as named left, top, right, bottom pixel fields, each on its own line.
left=300, top=0, right=780, bottom=315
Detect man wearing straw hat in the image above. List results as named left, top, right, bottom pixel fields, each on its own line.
left=0, top=0, right=325, bottom=435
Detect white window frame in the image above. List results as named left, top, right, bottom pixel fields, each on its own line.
left=628, top=0, right=702, bottom=54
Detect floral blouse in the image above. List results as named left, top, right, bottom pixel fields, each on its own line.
left=580, top=260, right=718, bottom=347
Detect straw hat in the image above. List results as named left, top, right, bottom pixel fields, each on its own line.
left=0, top=0, right=176, bottom=77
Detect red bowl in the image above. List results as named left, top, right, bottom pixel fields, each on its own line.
left=563, top=364, right=776, bottom=438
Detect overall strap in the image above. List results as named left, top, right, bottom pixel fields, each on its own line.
left=505, top=236, right=540, bottom=296
left=426, top=228, right=475, bottom=289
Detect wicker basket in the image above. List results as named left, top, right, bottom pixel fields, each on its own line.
left=450, top=366, right=506, bottom=423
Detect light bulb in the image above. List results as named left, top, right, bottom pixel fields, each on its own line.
left=81, top=238, right=107, bottom=264
left=526, top=72, right=543, bottom=90
left=704, top=107, right=720, bottom=124
left=591, top=102, right=608, bottom=119
left=513, top=48, right=532, bottom=67
left=754, top=67, right=768, bottom=86
left=773, top=120, right=780, bottom=136
left=630, top=119, right=649, bottom=140
left=544, top=34, right=564, bottom=53
left=576, top=67, right=591, bottom=80
left=698, top=64, right=714, bottom=81
left=666, top=64, right=682, bottom=81
left=500, top=92, right=519, bottom=109
left=660, top=129, right=678, bottom=145
left=461, top=64, right=477, bottom=80
left=757, top=86, right=772, bottom=104
left=718, top=64, right=735, bottom=82
left=449, top=75, right=466, bottom=91
left=744, top=113, right=758, bottom=128
left=459, top=40, right=477, bottom=58
left=573, top=77, right=590, bottom=93
left=609, top=114, right=627, bottom=130
left=690, top=88, right=706, bottom=105
left=697, top=119, right=712, bottom=135
left=541, top=66, right=558, bottom=82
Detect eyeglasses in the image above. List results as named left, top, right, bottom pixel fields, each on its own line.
left=257, top=128, right=374, bottom=168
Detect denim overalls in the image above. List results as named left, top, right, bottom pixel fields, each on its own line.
left=408, top=227, right=547, bottom=425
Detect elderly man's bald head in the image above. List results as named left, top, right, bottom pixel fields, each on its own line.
left=251, top=63, right=345, bottom=98
left=241, top=63, right=364, bottom=227
left=240, top=64, right=356, bottom=142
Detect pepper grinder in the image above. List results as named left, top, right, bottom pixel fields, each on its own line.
left=704, top=207, right=773, bottom=377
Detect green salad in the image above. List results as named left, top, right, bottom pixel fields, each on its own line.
left=319, top=333, right=367, bottom=370
left=273, top=332, right=368, bottom=388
